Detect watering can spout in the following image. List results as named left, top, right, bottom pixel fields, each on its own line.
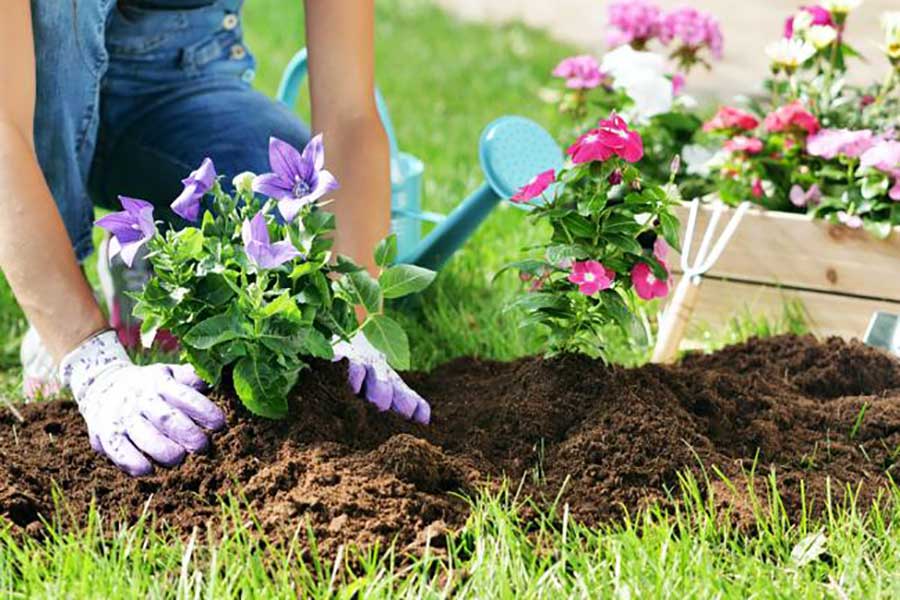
left=401, top=116, right=563, bottom=270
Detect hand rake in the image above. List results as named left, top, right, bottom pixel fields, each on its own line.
left=651, top=198, right=751, bottom=364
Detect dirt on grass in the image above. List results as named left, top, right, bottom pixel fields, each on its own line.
left=2, top=335, right=900, bottom=556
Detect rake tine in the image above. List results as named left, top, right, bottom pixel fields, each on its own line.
left=680, top=198, right=701, bottom=274
left=692, top=203, right=724, bottom=274
left=698, top=202, right=751, bottom=274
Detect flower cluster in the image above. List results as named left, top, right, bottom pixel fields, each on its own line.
left=606, top=0, right=723, bottom=72
left=505, top=111, right=681, bottom=359
left=97, top=136, right=434, bottom=418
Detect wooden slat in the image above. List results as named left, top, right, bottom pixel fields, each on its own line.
left=671, top=204, right=900, bottom=302
left=676, top=277, right=900, bottom=340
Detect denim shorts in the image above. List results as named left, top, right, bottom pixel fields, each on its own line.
left=31, top=0, right=309, bottom=261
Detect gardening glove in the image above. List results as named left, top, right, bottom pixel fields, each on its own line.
left=332, top=333, right=431, bottom=424
left=59, top=330, right=226, bottom=477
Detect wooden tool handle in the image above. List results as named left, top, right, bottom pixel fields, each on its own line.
left=651, top=275, right=702, bottom=364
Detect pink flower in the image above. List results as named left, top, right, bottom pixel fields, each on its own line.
left=631, top=262, right=669, bottom=300
left=751, top=178, right=764, bottom=198
left=671, top=72, right=686, bottom=95
left=606, top=0, right=662, bottom=48
left=789, top=183, right=822, bottom=207
left=860, top=140, right=900, bottom=172
left=653, top=238, right=669, bottom=262
left=566, top=112, right=644, bottom=164
left=702, top=106, right=759, bottom=132
left=764, top=101, right=820, bottom=136
left=568, top=260, right=615, bottom=296
left=552, top=55, right=604, bottom=90
left=807, top=128, right=876, bottom=159
left=724, top=136, right=764, bottom=154
left=891, top=179, right=900, bottom=201
left=837, top=211, right=863, bottom=229
left=511, top=169, right=555, bottom=203
left=659, top=7, right=724, bottom=58
left=784, top=5, right=833, bottom=39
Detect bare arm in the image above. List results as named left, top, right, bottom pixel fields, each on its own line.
left=304, top=1, right=390, bottom=276
left=0, top=1, right=107, bottom=361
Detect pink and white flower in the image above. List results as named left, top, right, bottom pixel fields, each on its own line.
left=511, top=169, right=555, bottom=203
left=703, top=106, right=759, bottom=132
left=659, top=7, right=724, bottom=58
left=837, top=211, right=863, bottom=228
left=568, top=260, right=616, bottom=296
left=566, top=112, right=644, bottom=164
left=789, top=183, right=822, bottom=207
left=784, top=5, right=834, bottom=39
left=724, top=136, right=764, bottom=154
left=806, top=128, right=876, bottom=159
left=764, top=100, right=820, bottom=136
left=606, top=0, right=662, bottom=48
left=631, top=262, right=669, bottom=300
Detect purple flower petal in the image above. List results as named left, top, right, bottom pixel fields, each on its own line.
left=268, top=137, right=306, bottom=182
left=171, top=183, right=202, bottom=222
left=300, top=133, right=326, bottom=175
left=252, top=172, right=293, bottom=201
left=242, top=211, right=300, bottom=269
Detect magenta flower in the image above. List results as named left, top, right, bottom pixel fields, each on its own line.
left=252, top=135, right=339, bottom=222
left=724, top=136, right=764, bottom=155
left=241, top=211, right=301, bottom=269
left=653, top=238, right=669, bottom=262
left=784, top=5, right=833, bottom=39
left=631, top=262, right=669, bottom=300
left=171, top=157, right=215, bottom=222
left=568, top=260, right=615, bottom=296
left=837, top=211, right=863, bottom=229
left=789, top=184, right=822, bottom=207
left=567, top=113, right=644, bottom=164
left=702, top=106, right=759, bottom=132
left=552, top=55, right=604, bottom=90
left=764, top=101, right=820, bottom=136
left=95, top=196, right=156, bottom=268
left=511, top=169, right=555, bottom=203
left=751, top=178, right=764, bottom=198
left=806, top=128, right=876, bottom=159
left=659, top=7, right=724, bottom=58
left=671, top=72, right=686, bottom=96
left=606, top=0, right=662, bottom=48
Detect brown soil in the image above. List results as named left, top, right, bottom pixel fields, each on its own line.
left=2, top=335, right=900, bottom=556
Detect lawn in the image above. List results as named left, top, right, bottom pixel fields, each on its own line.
left=1, top=0, right=898, bottom=597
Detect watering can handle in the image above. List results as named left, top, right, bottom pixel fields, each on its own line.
left=275, top=48, right=401, bottom=162
left=651, top=275, right=702, bottom=364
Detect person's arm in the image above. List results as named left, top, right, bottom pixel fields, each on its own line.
left=304, top=0, right=390, bottom=276
left=0, top=1, right=107, bottom=361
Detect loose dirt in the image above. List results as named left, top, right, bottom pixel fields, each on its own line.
left=2, top=335, right=900, bottom=556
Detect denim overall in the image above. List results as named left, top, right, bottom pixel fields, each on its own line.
left=31, top=0, right=309, bottom=261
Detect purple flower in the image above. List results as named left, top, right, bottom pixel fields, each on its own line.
left=606, top=0, right=662, bottom=48
left=660, top=7, right=724, bottom=58
left=837, top=211, right=863, bottom=229
left=95, top=196, right=156, bottom=267
left=252, top=135, right=339, bottom=222
left=171, top=157, right=216, bottom=222
left=552, top=55, right=604, bottom=89
left=789, top=183, right=822, bottom=207
left=241, top=211, right=301, bottom=269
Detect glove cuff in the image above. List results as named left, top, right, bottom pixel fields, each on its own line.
left=59, top=330, right=131, bottom=398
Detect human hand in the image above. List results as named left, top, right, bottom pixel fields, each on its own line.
left=59, top=331, right=226, bottom=476
left=332, top=333, right=430, bottom=424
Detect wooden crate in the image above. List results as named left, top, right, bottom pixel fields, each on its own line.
left=669, top=204, right=900, bottom=340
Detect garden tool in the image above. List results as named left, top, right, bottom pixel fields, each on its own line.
left=277, top=49, right=563, bottom=270
left=864, top=312, right=900, bottom=357
left=651, top=198, right=751, bottom=364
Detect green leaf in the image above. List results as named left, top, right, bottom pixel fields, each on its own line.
left=302, top=210, right=336, bottom=235
left=233, top=355, right=297, bottom=419
left=260, top=292, right=303, bottom=323
left=658, top=211, right=682, bottom=252
left=182, top=309, right=245, bottom=350
left=379, top=264, right=436, bottom=299
left=334, top=255, right=364, bottom=274
left=362, top=315, right=410, bottom=370
left=560, top=213, right=597, bottom=238
left=345, top=270, right=382, bottom=313
left=863, top=219, right=892, bottom=240
left=172, top=228, right=205, bottom=262
left=375, top=234, right=399, bottom=268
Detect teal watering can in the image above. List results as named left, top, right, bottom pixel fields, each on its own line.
left=277, top=49, right=564, bottom=271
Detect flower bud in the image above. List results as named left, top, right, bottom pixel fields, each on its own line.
left=669, top=154, right=681, bottom=176
left=232, top=171, right=256, bottom=194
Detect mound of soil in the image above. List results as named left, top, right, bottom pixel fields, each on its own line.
left=2, top=335, right=900, bottom=555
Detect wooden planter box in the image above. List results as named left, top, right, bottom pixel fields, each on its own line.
left=670, top=204, right=900, bottom=340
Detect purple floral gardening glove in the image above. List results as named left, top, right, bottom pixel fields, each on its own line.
left=332, top=334, right=431, bottom=424
left=59, top=331, right=226, bottom=477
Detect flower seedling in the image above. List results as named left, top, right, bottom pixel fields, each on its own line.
left=504, top=112, right=681, bottom=359
left=97, top=136, right=435, bottom=419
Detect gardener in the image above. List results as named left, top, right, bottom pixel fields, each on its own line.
left=0, top=1, right=428, bottom=476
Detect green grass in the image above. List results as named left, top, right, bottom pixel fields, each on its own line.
left=0, top=0, right=878, bottom=597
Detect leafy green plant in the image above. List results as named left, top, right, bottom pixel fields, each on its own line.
left=99, top=138, right=434, bottom=419
left=503, top=112, right=681, bottom=359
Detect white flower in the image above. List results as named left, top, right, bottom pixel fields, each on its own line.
left=232, top=171, right=256, bottom=193
left=882, top=12, right=900, bottom=60
left=765, top=38, right=816, bottom=69
left=822, top=0, right=862, bottom=14
left=600, top=46, right=672, bottom=121
left=805, top=25, right=837, bottom=49
left=792, top=10, right=815, bottom=34
left=681, top=144, right=722, bottom=177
